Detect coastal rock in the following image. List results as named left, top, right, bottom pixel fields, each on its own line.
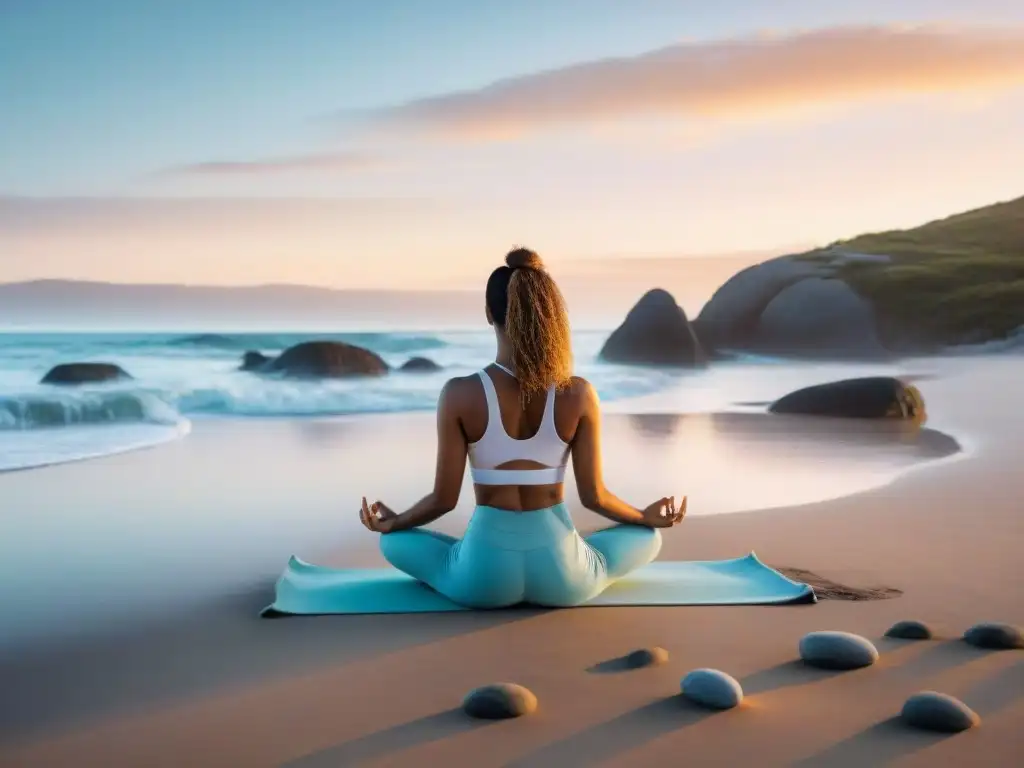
left=626, top=647, right=669, bottom=668
left=900, top=692, right=980, bottom=733
left=40, top=362, right=132, bottom=385
left=242, top=341, right=390, bottom=378
left=399, top=356, right=442, bottom=373
left=753, top=277, right=886, bottom=359
left=240, top=351, right=272, bottom=371
left=696, top=256, right=826, bottom=350
left=680, top=669, right=744, bottom=710
left=462, top=683, right=537, bottom=719
left=768, top=377, right=926, bottom=421
left=885, top=620, right=934, bottom=640
left=599, top=289, right=706, bottom=367
left=799, top=631, right=879, bottom=670
left=963, top=622, right=1024, bottom=650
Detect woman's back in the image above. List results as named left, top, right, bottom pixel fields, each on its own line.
left=454, top=366, right=585, bottom=512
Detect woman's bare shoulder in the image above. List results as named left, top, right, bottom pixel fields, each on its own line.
left=566, top=376, right=598, bottom=398
left=560, top=376, right=599, bottom=411
left=438, top=373, right=485, bottom=407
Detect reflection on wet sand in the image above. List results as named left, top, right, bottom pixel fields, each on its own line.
left=626, top=411, right=959, bottom=458
left=594, top=411, right=961, bottom=522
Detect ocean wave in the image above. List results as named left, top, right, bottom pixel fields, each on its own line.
left=1, top=365, right=676, bottom=429
left=175, top=384, right=438, bottom=418
left=0, top=420, right=191, bottom=473
left=0, top=390, right=183, bottom=430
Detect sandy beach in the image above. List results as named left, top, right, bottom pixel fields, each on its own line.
left=1, top=357, right=1022, bottom=767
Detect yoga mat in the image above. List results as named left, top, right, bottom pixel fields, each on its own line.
left=261, top=552, right=815, bottom=616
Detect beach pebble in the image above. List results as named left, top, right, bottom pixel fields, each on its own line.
left=963, top=622, right=1024, bottom=650
left=885, top=620, right=933, bottom=640
left=462, top=683, right=537, bottom=719
left=901, top=691, right=980, bottom=733
left=680, top=669, right=744, bottom=710
left=626, top=647, right=669, bottom=668
left=799, top=631, right=879, bottom=670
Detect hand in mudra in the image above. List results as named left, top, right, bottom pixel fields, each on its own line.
left=641, top=496, right=686, bottom=528
left=359, top=497, right=398, bottom=533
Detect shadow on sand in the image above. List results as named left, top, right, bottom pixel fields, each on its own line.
left=740, top=660, right=849, bottom=695
left=795, top=716, right=956, bottom=766
left=0, top=584, right=539, bottom=748
left=283, top=708, right=497, bottom=767
left=585, top=653, right=656, bottom=675
left=510, top=696, right=720, bottom=766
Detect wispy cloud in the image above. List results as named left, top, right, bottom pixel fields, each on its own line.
left=156, top=151, right=379, bottom=178
left=358, top=25, right=1024, bottom=141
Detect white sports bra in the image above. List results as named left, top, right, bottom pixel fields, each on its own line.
left=468, top=364, right=570, bottom=485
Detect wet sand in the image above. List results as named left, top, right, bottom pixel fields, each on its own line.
left=0, top=358, right=1021, bottom=766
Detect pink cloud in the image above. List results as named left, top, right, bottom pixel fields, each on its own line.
left=363, top=25, right=1024, bottom=140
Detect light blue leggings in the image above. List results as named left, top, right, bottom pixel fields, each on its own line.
left=379, top=503, right=662, bottom=608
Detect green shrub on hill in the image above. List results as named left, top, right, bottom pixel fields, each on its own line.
left=799, top=196, right=1024, bottom=350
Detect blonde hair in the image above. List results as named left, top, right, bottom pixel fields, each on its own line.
left=487, top=248, right=573, bottom=400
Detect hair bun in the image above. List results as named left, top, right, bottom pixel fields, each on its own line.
left=506, top=248, right=544, bottom=271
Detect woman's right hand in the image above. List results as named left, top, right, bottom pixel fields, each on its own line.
left=641, top=496, right=686, bottom=528
left=359, top=497, right=399, bottom=534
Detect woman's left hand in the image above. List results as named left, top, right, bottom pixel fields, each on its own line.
left=360, top=497, right=398, bottom=533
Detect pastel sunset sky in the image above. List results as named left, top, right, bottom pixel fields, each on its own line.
left=2, top=0, right=1023, bottom=295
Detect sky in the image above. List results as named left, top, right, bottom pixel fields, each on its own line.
left=2, top=0, right=1024, bottom=291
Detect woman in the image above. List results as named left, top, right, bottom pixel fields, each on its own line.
left=358, top=248, right=685, bottom=608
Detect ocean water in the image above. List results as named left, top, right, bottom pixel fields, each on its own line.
left=0, top=330, right=687, bottom=471
left=2, top=328, right=1008, bottom=473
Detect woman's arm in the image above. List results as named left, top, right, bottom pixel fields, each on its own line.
left=385, top=379, right=468, bottom=532
left=570, top=379, right=649, bottom=526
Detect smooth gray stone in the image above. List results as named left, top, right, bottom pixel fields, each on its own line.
left=901, top=691, right=980, bottom=733
left=885, top=620, right=933, bottom=640
left=963, top=622, right=1024, bottom=650
left=627, top=647, right=669, bottom=668
left=799, top=631, right=879, bottom=670
left=462, top=683, right=537, bottom=719
left=680, top=668, right=744, bottom=710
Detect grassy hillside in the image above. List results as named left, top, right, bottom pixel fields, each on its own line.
left=803, top=195, right=1024, bottom=350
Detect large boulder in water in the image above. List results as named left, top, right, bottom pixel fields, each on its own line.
left=769, top=377, right=925, bottom=421
left=753, top=278, right=886, bottom=359
left=399, top=356, right=442, bottom=373
left=240, top=351, right=272, bottom=371
left=40, top=362, right=132, bottom=385
left=600, top=289, right=706, bottom=367
left=255, top=341, right=389, bottom=378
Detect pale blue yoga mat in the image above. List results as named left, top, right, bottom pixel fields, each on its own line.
left=261, top=552, right=815, bottom=616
